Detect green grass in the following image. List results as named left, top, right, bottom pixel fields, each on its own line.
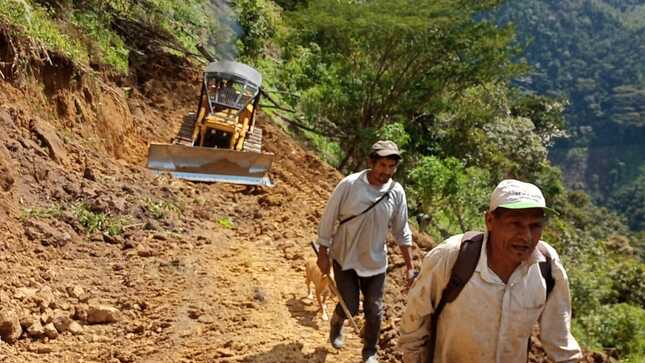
left=0, top=0, right=222, bottom=73
left=21, top=202, right=127, bottom=236
left=20, top=204, right=63, bottom=220
left=144, top=0, right=212, bottom=54
left=144, top=197, right=182, bottom=219
left=71, top=203, right=126, bottom=236
left=216, top=216, right=235, bottom=229
left=303, top=130, right=342, bottom=168
left=71, top=10, right=129, bottom=73
left=0, top=0, right=88, bottom=65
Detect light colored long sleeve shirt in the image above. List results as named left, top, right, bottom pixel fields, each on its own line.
left=317, top=170, right=412, bottom=277
left=399, top=233, right=582, bottom=363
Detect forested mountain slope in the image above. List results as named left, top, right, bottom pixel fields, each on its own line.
left=496, top=0, right=645, bottom=230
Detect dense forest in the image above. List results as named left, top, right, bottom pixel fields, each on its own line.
left=495, top=0, right=645, bottom=231
left=0, top=0, right=643, bottom=361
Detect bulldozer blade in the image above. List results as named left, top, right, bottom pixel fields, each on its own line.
left=147, top=143, right=274, bottom=186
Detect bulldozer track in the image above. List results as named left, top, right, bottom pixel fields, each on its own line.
left=243, top=127, right=263, bottom=153
left=175, top=113, right=197, bottom=145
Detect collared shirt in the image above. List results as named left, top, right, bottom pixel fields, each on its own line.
left=398, top=233, right=582, bottom=363
left=317, top=170, right=412, bottom=277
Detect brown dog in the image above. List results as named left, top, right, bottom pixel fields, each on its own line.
left=304, top=258, right=334, bottom=321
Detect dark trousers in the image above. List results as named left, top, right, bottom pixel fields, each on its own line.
left=332, top=260, right=385, bottom=356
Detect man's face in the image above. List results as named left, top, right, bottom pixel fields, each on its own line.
left=369, top=157, right=399, bottom=185
left=485, top=208, right=546, bottom=265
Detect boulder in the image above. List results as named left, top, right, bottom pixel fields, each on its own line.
left=34, top=286, right=55, bottom=309
left=40, top=309, right=54, bottom=324
left=66, top=285, right=86, bottom=300
left=19, top=314, right=38, bottom=329
left=0, top=310, right=23, bottom=343
left=73, top=304, right=88, bottom=321
left=15, top=287, right=38, bottom=301
left=68, top=321, right=83, bottom=335
left=52, top=312, right=73, bottom=333
left=43, top=322, right=58, bottom=339
left=26, top=319, right=45, bottom=338
left=23, top=220, right=74, bottom=247
left=29, top=118, right=69, bottom=165
left=86, top=304, right=120, bottom=324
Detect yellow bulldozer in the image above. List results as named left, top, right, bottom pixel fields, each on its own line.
left=147, top=61, right=274, bottom=186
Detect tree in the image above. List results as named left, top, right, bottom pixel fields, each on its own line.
left=284, top=0, right=522, bottom=172
left=408, top=156, right=489, bottom=238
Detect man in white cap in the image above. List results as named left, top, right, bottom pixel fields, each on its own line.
left=398, top=179, right=582, bottom=363
left=317, top=140, right=415, bottom=363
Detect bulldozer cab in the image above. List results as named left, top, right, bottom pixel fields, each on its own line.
left=205, top=65, right=259, bottom=112
left=146, top=61, right=274, bottom=186
left=193, top=61, right=262, bottom=150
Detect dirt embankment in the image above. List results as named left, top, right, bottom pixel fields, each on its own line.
left=0, top=24, right=612, bottom=363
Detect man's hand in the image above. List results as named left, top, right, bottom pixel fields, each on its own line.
left=317, top=246, right=331, bottom=275
left=399, top=245, right=416, bottom=293
left=400, top=268, right=418, bottom=294
left=406, top=268, right=418, bottom=289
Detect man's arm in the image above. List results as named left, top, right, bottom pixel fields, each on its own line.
left=316, top=179, right=349, bottom=274
left=391, top=185, right=413, bottom=246
left=399, top=237, right=460, bottom=362
left=538, top=246, right=583, bottom=362
left=399, top=245, right=415, bottom=287
left=316, top=246, right=330, bottom=275
left=390, top=186, right=415, bottom=285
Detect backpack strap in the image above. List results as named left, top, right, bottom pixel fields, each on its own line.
left=527, top=243, right=555, bottom=358
left=537, top=243, right=555, bottom=297
left=427, top=231, right=484, bottom=363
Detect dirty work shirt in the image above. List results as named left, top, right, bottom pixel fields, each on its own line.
left=317, top=170, right=412, bottom=277
left=398, top=233, right=582, bottom=363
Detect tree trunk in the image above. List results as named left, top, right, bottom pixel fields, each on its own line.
left=338, top=139, right=357, bottom=172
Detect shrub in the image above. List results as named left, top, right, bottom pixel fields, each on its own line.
left=144, top=198, right=182, bottom=220
left=574, top=304, right=645, bottom=361
left=235, top=0, right=279, bottom=59
left=605, top=259, right=645, bottom=307
left=71, top=203, right=125, bottom=236
left=71, top=10, right=128, bottom=73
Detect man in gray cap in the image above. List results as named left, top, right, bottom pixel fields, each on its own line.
left=317, top=140, right=415, bottom=363
left=398, top=179, right=582, bottom=363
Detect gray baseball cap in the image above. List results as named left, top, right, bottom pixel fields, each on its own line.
left=371, top=140, right=401, bottom=159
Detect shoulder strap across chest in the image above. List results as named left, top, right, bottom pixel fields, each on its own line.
left=338, top=181, right=396, bottom=226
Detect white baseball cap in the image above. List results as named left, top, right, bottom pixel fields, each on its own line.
left=489, top=179, right=557, bottom=214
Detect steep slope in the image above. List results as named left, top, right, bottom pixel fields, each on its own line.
left=495, top=0, right=645, bottom=230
